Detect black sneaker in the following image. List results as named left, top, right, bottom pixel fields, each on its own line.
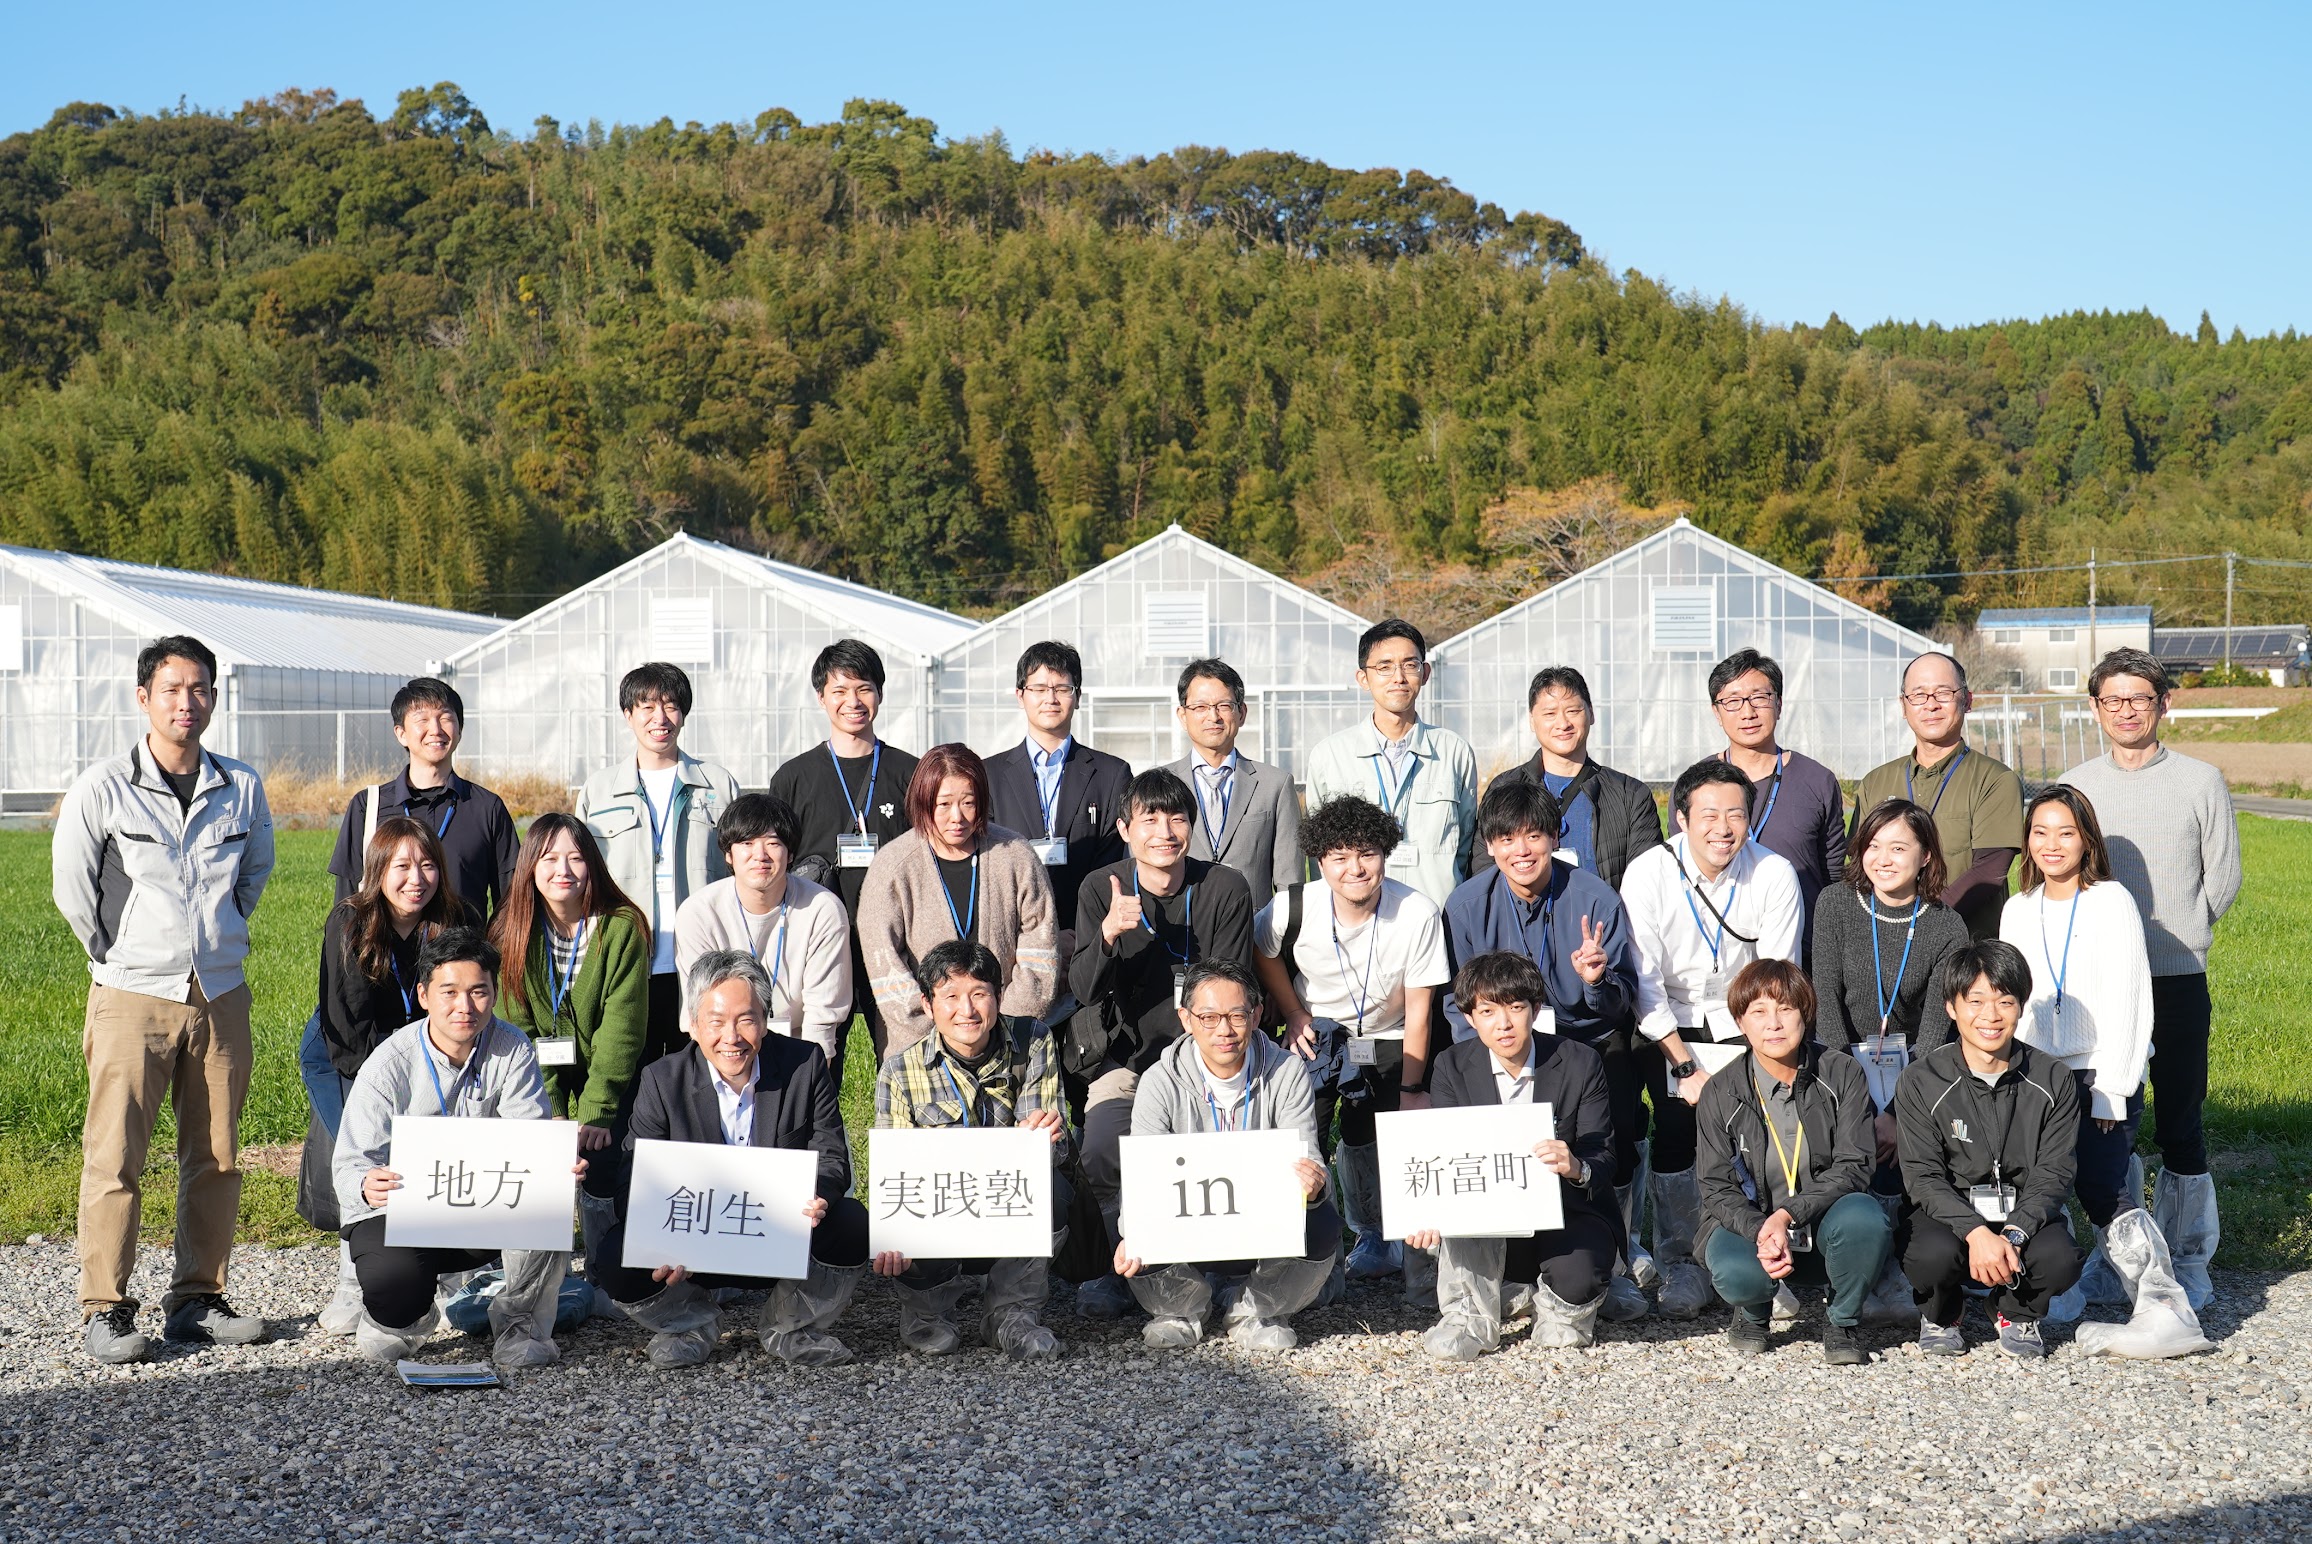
left=84, top=1303, right=151, bottom=1365
left=1822, top=1321, right=1868, bottom=1367
left=1726, top=1312, right=1771, bottom=1355
left=163, top=1294, right=268, bottom=1346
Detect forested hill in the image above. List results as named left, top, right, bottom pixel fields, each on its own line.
left=2, top=85, right=2308, bottom=632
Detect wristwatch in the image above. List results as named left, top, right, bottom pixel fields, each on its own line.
left=1571, top=1159, right=1592, bottom=1188
left=1667, top=1059, right=1699, bottom=1081
left=2000, top=1224, right=2029, bottom=1249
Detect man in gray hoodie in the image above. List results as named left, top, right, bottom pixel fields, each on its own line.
left=1113, top=960, right=1339, bottom=1351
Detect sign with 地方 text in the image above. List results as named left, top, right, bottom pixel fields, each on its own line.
left=1376, top=1103, right=1564, bottom=1240
left=384, top=1116, right=579, bottom=1252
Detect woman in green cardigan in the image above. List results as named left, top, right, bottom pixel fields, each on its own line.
left=488, top=813, right=652, bottom=1272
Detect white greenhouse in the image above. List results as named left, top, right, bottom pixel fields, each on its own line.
left=0, top=544, right=501, bottom=804
left=1428, top=519, right=1944, bottom=784
left=931, top=525, right=1373, bottom=775
left=443, top=534, right=977, bottom=787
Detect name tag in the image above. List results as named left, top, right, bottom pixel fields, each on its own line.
left=534, top=1037, right=578, bottom=1068
left=1968, top=1182, right=2017, bottom=1222
left=1787, top=1223, right=1815, bottom=1254
left=1172, top=966, right=1189, bottom=1009
left=1345, top=1037, right=1380, bottom=1068
left=1030, top=837, right=1068, bottom=866
left=1701, top=970, right=1738, bottom=1041
left=1553, top=850, right=1580, bottom=867
left=836, top=833, right=879, bottom=869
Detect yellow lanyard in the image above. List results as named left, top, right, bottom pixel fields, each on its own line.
left=1752, top=1067, right=1806, bottom=1198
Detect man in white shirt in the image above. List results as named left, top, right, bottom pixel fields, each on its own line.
left=1254, top=795, right=1452, bottom=1298
left=1300, top=620, right=1477, bottom=910
left=1163, top=658, right=1303, bottom=907
left=1619, top=759, right=1804, bottom=1316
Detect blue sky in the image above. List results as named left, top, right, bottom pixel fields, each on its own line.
left=8, top=1, right=2304, bottom=336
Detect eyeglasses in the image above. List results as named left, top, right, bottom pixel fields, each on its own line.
left=1362, top=662, right=1424, bottom=679
left=1187, top=1009, right=1255, bottom=1031
left=1021, top=685, right=1077, bottom=701
left=1901, top=687, right=1963, bottom=707
left=1712, top=691, right=1778, bottom=713
left=2093, top=694, right=2158, bottom=714
left=1181, top=701, right=1242, bottom=719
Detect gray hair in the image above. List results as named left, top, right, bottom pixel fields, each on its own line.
left=685, top=949, right=771, bottom=1022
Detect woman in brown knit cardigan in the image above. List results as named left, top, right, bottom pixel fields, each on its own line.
left=856, top=744, right=1059, bottom=1057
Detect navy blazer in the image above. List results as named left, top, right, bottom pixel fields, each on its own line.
left=985, top=737, right=1133, bottom=934
left=622, top=1038, right=852, bottom=1205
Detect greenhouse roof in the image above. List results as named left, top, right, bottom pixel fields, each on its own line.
left=0, top=544, right=501, bottom=676
left=947, top=524, right=1371, bottom=640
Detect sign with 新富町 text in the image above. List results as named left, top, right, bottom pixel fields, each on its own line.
left=868, top=1127, right=1052, bottom=1260
left=1118, top=1129, right=1308, bottom=1266
left=621, top=1138, right=818, bottom=1279
left=1376, top=1103, right=1564, bottom=1240
left=384, top=1116, right=578, bottom=1252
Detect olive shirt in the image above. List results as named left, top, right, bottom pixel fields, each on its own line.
left=1849, top=743, right=2023, bottom=939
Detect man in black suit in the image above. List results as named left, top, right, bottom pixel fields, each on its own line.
left=596, top=949, right=868, bottom=1370
left=984, top=640, right=1133, bottom=1004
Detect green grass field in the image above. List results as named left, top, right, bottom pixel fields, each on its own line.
left=1, top=823, right=2305, bottom=1267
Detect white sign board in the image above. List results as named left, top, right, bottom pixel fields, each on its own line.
left=621, top=1138, right=817, bottom=1280
left=1377, top=1103, right=1564, bottom=1240
left=868, top=1127, right=1052, bottom=1260
left=649, top=596, right=716, bottom=665
left=1650, top=584, right=1717, bottom=652
left=1142, top=590, right=1211, bottom=656
left=1118, top=1130, right=1308, bottom=1266
left=384, top=1116, right=578, bottom=1252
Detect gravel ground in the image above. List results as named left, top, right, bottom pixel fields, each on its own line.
left=0, top=1243, right=2305, bottom=1543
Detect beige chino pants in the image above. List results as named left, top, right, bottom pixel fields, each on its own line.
left=77, top=977, right=252, bottom=1315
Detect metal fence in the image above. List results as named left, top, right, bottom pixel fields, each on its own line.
left=1965, top=695, right=2111, bottom=784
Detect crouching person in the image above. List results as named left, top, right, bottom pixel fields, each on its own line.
left=872, top=941, right=1071, bottom=1361
left=593, top=949, right=869, bottom=1369
left=1896, top=942, right=2084, bottom=1359
left=1697, top=960, right=1891, bottom=1366
left=333, top=927, right=577, bottom=1368
left=1115, top=961, right=1339, bottom=1351
left=1417, top=952, right=1620, bottom=1359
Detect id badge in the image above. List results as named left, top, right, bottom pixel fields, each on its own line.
left=1859, top=1033, right=1910, bottom=1109
left=836, top=832, right=879, bottom=869
left=1552, top=849, right=1580, bottom=866
left=534, top=1036, right=577, bottom=1068
left=1702, top=970, right=1737, bottom=1041
left=1532, top=1006, right=1558, bottom=1038
left=1345, top=1036, right=1380, bottom=1068
left=1968, top=1182, right=2018, bottom=1222
left=1030, top=836, right=1068, bottom=866
left=1171, top=966, right=1189, bottom=1009
left=1787, top=1223, right=1816, bottom=1254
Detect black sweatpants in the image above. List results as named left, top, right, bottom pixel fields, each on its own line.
left=1900, top=1214, right=2082, bottom=1326
left=594, top=1195, right=871, bottom=1302
left=2149, top=973, right=2211, bottom=1176
left=1503, top=1208, right=1619, bottom=1305
left=644, top=972, right=685, bottom=1067
left=1594, top=1034, right=1648, bottom=1188
left=345, top=1215, right=495, bottom=1329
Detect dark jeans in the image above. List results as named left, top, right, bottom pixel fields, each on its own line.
left=900, top=1169, right=1075, bottom=1287
left=595, top=1195, right=870, bottom=1302
left=2149, top=973, right=2211, bottom=1176
left=345, top=1215, right=494, bottom=1329
left=2073, top=1071, right=2146, bottom=1227
left=1900, top=1213, right=2082, bottom=1326
left=1705, top=1192, right=1892, bottom=1327
left=1503, top=1208, right=1619, bottom=1305
left=1595, top=1033, right=1647, bottom=1187
left=1645, top=1032, right=1703, bottom=1173
left=645, top=972, right=685, bottom=1066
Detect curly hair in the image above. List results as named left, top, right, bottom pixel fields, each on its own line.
left=1297, top=795, right=1402, bottom=862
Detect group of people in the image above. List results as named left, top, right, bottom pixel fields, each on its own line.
left=54, top=614, right=2237, bottom=1372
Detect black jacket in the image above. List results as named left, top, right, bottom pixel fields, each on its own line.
left=1892, top=1039, right=2080, bottom=1242
left=1473, top=753, right=1664, bottom=892
left=327, top=768, right=519, bottom=917
left=985, top=738, right=1132, bottom=934
left=1428, top=1034, right=1620, bottom=1233
left=621, top=1039, right=853, bottom=1206
left=316, top=900, right=481, bottom=1078
left=1066, top=857, right=1254, bottom=1075
left=1696, top=1043, right=1876, bottom=1241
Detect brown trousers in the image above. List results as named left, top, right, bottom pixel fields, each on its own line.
left=78, top=977, right=252, bottom=1315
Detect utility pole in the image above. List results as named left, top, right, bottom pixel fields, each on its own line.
left=2086, top=548, right=2097, bottom=689
left=2224, top=551, right=2237, bottom=670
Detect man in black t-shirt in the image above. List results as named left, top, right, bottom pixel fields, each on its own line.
left=767, top=639, right=922, bottom=1067
left=324, top=678, right=518, bottom=914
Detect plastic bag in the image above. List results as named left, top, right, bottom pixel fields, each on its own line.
left=2074, top=1208, right=2213, bottom=1360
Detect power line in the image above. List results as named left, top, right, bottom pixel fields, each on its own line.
left=1815, top=553, right=2219, bottom=585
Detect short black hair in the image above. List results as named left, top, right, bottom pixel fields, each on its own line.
left=416, top=925, right=500, bottom=984
left=1476, top=779, right=1565, bottom=847
left=1176, top=658, right=1245, bottom=707
left=1298, top=795, right=1402, bottom=862
left=620, top=662, right=695, bottom=715
left=1452, top=950, right=1548, bottom=1014
left=1939, top=940, right=2031, bottom=1009
left=136, top=635, right=217, bottom=691
left=915, top=938, right=1004, bottom=999
left=1707, top=649, right=1783, bottom=703
left=1120, top=767, right=1195, bottom=824
left=1015, top=641, right=1082, bottom=692
left=391, top=676, right=465, bottom=728
left=1672, top=757, right=1755, bottom=819
left=1180, top=959, right=1262, bottom=1015
left=812, top=638, right=887, bottom=694
left=1357, top=619, right=1426, bottom=669
left=1526, top=665, right=1592, bottom=710
left=717, top=792, right=801, bottom=856
left=2087, top=646, right=2170, bottom=700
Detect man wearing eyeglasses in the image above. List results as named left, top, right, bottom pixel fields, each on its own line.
left=2060, top=647, right=2239, bottom=1310
left=1850, top=653, right=2023, bottom=939
left=1707, top=649, right=1846, bottom=950
left=1162, top=658, right=1302, bottom=908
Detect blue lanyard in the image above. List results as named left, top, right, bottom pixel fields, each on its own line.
left=1330, top=908, right=1381, bottom=1032
left=543, top=917, right=589, bottom=1021
left=1034, top=745, right=1068, bottom=837
left=1132, top=870, right=1195, bottom=964
left=2041, top=889, right=2081, bottom=1012
left=641, top=776, right=679, bottom=862
left=1205, top=1078, right=1255, bottom=1133
left=1681, top=868, right=1735, bottom=968
left=1197, top=763, right=1234, bottom=853
left=827, top=742, right=881, bottom=833
left=420, top=1022, right=489, bottom=1116
left=403, top=798, right=454, bottom=840
left=1905, top=745, right=1968, bottom=817
left=1371, top=745, right=1416, bottom=818
left=939, top=1062, right=976, bottom=1127
left=389, top=949, right=419, bottom=1020
left=733, top=894, right=790, bottom=1004
left=939, top=853, right=979, bottom=941
left=1740, top=751, right=1785, bottom=847
left=1867, top=892, right=1920, bottom=1032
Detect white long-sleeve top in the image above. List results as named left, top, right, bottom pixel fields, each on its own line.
left=1999, top=881, right=2154, bottom=1121
left=1622, top=835, right=1805, bottom=1043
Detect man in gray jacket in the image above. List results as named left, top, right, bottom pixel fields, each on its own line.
left=1113, top=960, right=1339, bottom=1351
left=53, top=635, right=276, bottom=1365
left=1165, top=658, right=1302, bottom=907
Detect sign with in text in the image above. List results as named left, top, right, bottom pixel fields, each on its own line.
left=1377, top=1103, right=1564, bottom=1240
left=868, top=1127, right=1052, bottom=1260
left=1118, top=1130, right=1308, bottom=1266
left=384, top=1116, right=578, bottom=1252
left=622, top=1139, right=817, bottom=1279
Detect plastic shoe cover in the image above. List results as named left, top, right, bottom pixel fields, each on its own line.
left=1502, top=1283, right=1536, bottom=1323
left=1429, top=1236, right=1505, bottom=1356
left=1769, top=1284, right=1801, bottom=1325
left=987, top=1308, right=1061, bottom=1361
left=2080, top=1155, right=2144, bottom=1307
left=1527, top=1281, right=1600, bottom=1350
left=1345, top=1234, right=1402, bottom=1280
left=1074, top=1273, right=1138, bottom=1319
left=2075, top=1208, right=2214, bottom=1360
left=1655, top=1261, right=1715, bottom=1319
left=1422, top=1322, right=1489, bottom=1361
left=984, top=1257, right=1061, bottom=1359
left=1128, top=1264, right=1213, bottom=1324
left=1227, top=1317, right=1298, bottom=1351
left=318, top=1254, right=365, bottom=1339
left=760, top=1260, right=862, bottom=1366
left=764, top=1328, right=853, bottom=1366
left=493, top=1330, right=560, bottom=1368
left=2151, top=1168, right=2219, bottom=1314
left=486, top=1248, right=568, bottom=1366
left=1142, top=1315, right=1205, bottom=1349
left=1861, top=1258, right=1919, bottom=1325
left=355, top=1305, right=439, bottom=1365
left=1401, top=1244, right=1439, bottom=1311
left=895, top=1276, right=972, bottom=1355
left=1230, top=1252, right=1334, bottom=1326
left=1599, top=1273, right=1652, bottom=1323
left=624, top=1280, right=720, bottom=1336
left=647, top=1324, right=717, bottom=1370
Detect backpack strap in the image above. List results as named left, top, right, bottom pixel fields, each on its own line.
left=360, top=782, right=390, bottom=853
left=1276, top=881, right=1305, bottom=976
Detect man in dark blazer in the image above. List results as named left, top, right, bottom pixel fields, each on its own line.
left=984, top=640, right=1133, bottom=987
left=596, top=949, right=869, bottom=1369
left=1163, top=658, right=1302, bottom=908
